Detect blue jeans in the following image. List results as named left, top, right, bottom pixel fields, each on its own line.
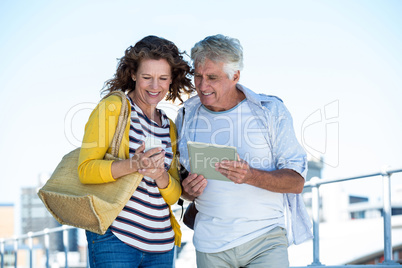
left=86, top=229, right=174, bottom=268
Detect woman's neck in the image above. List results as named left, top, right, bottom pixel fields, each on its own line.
left=128, top=92, right=161, bottom=125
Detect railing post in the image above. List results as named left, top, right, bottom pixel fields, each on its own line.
left=0, top=238, right=4, bottom=268
left=44, top=228, right=50, bottom=268
left=63, top=225, right=69, bottom=268
left=381, top=167, right=398, bottom=265
left=309, top=177, right=323, bottom=266
left=13, top=237, right=18, bottom=268
left=28, top=232, right=33, bottom=268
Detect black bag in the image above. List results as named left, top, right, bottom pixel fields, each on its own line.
left=178, top=165, right=198, bottom=230
left=183, top=202, right=198, bottom=230
left=176, top=107, right=199, bottom=230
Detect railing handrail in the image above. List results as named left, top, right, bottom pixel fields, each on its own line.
left=304, top=167, right=402, bottom=187
left=0, top=225, right=75, bottom=244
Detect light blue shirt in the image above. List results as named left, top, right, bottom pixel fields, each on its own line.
left=176, top=84, right=313, bottom=247
left=193, top=100, right=287, bottom=252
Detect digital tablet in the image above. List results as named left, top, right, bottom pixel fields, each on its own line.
left=187, top=141, right=237, bottom=182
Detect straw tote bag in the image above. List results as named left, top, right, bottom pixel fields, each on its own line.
left=38, top=90, right=143, bottom=235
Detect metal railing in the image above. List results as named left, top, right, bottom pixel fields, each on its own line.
left=0, top=225, right=79, bottom=268
left=1, top=167, right=402, bottom=268
left=298, top=167, right=402, bottom=268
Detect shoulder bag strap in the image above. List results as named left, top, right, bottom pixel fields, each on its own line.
left=101, top=90, right=129, bottom=158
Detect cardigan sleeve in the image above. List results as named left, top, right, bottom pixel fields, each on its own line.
left=78, top=95, right=123, bottom=184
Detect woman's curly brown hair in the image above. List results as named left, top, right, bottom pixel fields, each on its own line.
left=102, top=35, right=194, bottom=103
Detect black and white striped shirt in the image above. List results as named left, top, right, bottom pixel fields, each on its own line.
left=111, top=96, right=175, bottom=252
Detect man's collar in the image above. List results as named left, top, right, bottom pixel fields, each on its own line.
left=236, top=83, right=283, bottom=104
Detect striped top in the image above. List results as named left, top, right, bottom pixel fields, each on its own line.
left=110, top=96, right=175, bottom=253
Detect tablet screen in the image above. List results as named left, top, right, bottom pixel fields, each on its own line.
left=187, top=141, right=237, bottom=182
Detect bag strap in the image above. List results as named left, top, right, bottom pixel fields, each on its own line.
left=177, top=107, right=188, bottom=220
left=101, top=90, right=129, bottom=158
left=169, top=118, right=177, bottom=154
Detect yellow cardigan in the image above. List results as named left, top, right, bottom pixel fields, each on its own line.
left=78, top=94, right=182, bottom=246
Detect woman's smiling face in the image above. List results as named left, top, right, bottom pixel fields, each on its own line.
left=131, top=58, right=172, bottom=108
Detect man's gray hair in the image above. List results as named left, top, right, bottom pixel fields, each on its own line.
left=191, top=34, right=243, bottom=79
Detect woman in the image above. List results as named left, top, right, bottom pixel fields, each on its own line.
left=78, top=35, right=193, bottom=267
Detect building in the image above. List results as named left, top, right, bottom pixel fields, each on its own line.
left=0, top=203, right=15, bottom=267
left=306, top=157, right=324, bottom=182
left=20, top=186, right=78, bottom=252
left=0, top=203, right=14, bottom=238
left=302, top=157, right=324, bottom=218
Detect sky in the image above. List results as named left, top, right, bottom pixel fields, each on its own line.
left=0, top=0, right=402, bottom=207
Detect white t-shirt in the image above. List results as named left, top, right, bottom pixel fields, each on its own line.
left=192, top=100, right=285, bottom=253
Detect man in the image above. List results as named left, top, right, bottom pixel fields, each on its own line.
left=176, top=34, right=312, bottom=268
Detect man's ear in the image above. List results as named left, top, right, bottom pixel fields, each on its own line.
left=232, top=70, right=240, bottom=83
